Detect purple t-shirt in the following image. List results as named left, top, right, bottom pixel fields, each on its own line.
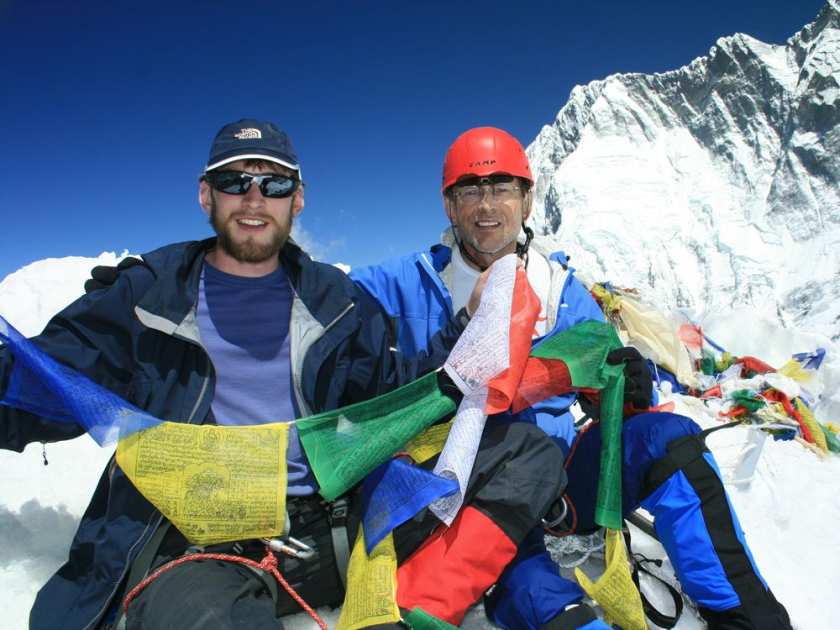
left=197, top=261, right=317, bottom=495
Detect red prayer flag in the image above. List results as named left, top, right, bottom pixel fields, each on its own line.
left=485, top=267, right=542, bottom=415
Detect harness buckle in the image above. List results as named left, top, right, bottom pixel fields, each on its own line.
left=328, top=497, right=349, bottom=527
left=262, top=536, right=316, bottom=561
left=541, top=495, right=569, bottom=529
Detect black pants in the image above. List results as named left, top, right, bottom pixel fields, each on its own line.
left=126, top=422, right=565, bottom=629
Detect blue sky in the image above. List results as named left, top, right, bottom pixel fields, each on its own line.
left=0, top=0, right=826, bottom=279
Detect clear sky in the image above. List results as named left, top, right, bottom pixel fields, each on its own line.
left=0, top=0, right=827, bottom=279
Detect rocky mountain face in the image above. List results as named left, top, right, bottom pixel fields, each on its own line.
left=527, top=1, right=840, bottom=341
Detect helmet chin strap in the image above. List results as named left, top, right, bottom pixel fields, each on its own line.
left=515, top=223, right=534, bottom=269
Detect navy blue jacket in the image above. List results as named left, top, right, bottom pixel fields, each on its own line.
left=0, top=238, right=464, bottom=630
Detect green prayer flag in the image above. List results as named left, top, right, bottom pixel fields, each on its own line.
left=298, top=372, right=456, bottom=501
left=730, top=389, right=766, bottom=413
left=820, top=424, right=840, bottom=453
left=403, top=607, right=458, bottom=629
left=531, top=320, right=625, bottom=529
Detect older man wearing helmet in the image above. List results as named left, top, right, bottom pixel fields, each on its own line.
left=351, top=127, right=792, bottom=630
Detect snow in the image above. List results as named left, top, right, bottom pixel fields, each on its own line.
left=2, top=254, right=839, bottom=629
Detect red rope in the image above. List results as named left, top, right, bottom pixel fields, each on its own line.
left=563, top=419, right=596, bottom=470
left=543, top=422, right=595, bottom=538
left=122, top=546, right=328, bottom=629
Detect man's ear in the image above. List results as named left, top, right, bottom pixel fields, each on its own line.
left=443, top=193, right=457, bottom=225
left=291, top=185, right=305, bottom=218
left=199, top=180, right=213, bottom=217
left=521, top=188, right=533, bottom=223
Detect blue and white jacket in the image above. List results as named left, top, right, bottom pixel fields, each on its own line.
left=351, top=230, right=606, bottom=452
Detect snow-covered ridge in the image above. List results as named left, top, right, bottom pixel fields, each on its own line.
left=528, top=1, right=840, bottom=341
left=0, top=252, right=127, bottom=336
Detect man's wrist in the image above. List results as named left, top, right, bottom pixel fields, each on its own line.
left=455, top=306, right=471, bottom=328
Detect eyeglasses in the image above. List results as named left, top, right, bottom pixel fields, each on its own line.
left=451, top=175, right=521, bottom=205
left=203, top=170, right=300, bottom=198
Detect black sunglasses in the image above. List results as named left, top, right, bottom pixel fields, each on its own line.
left=203, top=170, right=300, bottom=198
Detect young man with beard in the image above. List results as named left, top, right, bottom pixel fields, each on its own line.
left=349, top=127, right=793, bottom=630
left=3, top=119, right=569, bottom=629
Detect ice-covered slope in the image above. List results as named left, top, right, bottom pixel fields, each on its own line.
left=527, top=1, right=840, bottom=341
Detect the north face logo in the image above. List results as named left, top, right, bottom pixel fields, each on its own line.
left=234, top=128, right=262, bottom=140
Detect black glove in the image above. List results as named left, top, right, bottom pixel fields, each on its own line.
left=84, top=257, right=143, bottom=293
left=436, top=369, right=464, bottom=406
left=607, top=346, right=653, bottom=409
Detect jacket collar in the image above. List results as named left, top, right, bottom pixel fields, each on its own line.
left=135, top=237, right=355, bottom=337
left=279, top=238, right=355, bottom=327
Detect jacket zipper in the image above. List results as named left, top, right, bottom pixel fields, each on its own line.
left=419, top=252, right=454, bottom=318
left=290, top=298, right=354, bottom=418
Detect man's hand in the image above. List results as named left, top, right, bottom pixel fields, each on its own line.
left=466, top=266, right=493, bottom=317
left=606, top=346, right=653, bottom=409
left=465, top=257, right=523, bottom=317
left=84, top=257, right=143, bottom=293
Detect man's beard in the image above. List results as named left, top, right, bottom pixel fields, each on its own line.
left=454, top=225, right=517, bottom=256
left=209, top=198, right=292, bottom=264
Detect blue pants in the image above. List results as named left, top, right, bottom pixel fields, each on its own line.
left=485, top=412, right=791, bottom=630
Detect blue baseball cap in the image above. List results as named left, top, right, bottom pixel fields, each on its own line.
left=205, top=118, right=301, bottom=177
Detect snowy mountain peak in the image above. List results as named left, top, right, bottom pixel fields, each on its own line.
left=528, top=3, right=840, bottom=340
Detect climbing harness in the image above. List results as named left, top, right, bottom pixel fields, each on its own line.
left=261, top=535, right=316, bottom=561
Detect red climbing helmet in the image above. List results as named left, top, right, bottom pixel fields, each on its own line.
left=442, top=127, right=533, bottom=191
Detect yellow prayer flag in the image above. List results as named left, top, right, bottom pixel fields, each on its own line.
left=778, top=359, right=811, bottom=383
left=116, top=421, right=289, bottom=545
left=404, top=420, right=453, bottom=463
left=336, top=528, right=401, bottom=630
left=794, top=398, right=828, bottom=452
left=575, top=529, right=647, bottom=630
left=591, top=284, right=623, bottom=315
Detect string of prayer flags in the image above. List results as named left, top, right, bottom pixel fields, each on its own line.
left=431, top=256, right=541, bottom=524
left=360, top=458, right=458, bottom=554
left=528, top=320, right=626, bottom=529
left=116, top=421, right=290, bottom=545
left=0, top=315, right=293, bottom=545
left=297, top=371, right=457, bottom=502
left=0, top=315, right=160, bottom=446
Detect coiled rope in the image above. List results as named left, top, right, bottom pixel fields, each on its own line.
left=122, top=545, right=328, bottom=629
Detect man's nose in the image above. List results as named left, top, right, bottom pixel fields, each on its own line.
left=243, top=180, right=265, bottom=204
left=477, top=186, right=494, bottom=208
